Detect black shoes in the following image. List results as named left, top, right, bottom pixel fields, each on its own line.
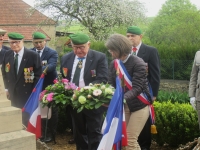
left=40, top=135, right=56, bottom=144
left=42, top=137, right=53, bottom=143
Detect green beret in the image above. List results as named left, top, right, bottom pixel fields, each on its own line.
left=32, top=32, right=46, bottom=39
left=0, top=29, right=6, bottom=35
left=127, top=26, right=142, bottom=35
left=8, top=32, right=24, bottom=40
left=69, top=33, right=89, bottom=45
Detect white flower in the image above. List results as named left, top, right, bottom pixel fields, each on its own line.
left=105, top=88, right=113, bottom=94
left=101, top=85, right=106, bottom=90
left=78, top=96, right=87, bottom=104
left=72, top=94, right=77, bottom=101
left=84, top=86, right=92, bottom=90
left=87, top=95, right=92, bottom=99
left=93, top=89, right=102, bottom=96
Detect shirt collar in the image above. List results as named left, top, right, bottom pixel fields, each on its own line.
left=75, top=54, right=87, bottom=60
left=36, top=47, right=45, bottom=53
left=133, top=42, right=142, bottom=50
left=131, top=42, right=142, bottom=55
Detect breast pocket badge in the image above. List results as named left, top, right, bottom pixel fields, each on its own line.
left=42, top=60, right=47, bottom=66
left=5, top=63, right=10, bottom=72
left=91, top=69, right=96, bottom=77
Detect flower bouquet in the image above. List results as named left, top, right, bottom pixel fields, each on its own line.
left=71, top=83, right=115, bottom=113
left=40, top=78, right=77, bottom=108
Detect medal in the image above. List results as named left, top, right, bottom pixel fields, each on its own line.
left=78, top=60, right=83, bottom=68
left=5, top=63, right=10, bottom=72
left=78, top=64, right=82, bottom=68
left=91, top=70, right=96, bottom=77
left=63, top=67, right=68, bottom=77
left=42, top=60, right=47, bottom=66
left=24, top=68, right=28, bottom=83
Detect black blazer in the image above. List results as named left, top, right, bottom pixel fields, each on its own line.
left=0, top=45, right=10, bottom=65
left=1, top=48, right=42, bottom=108
left=60, top=49, right=108, bottom=85
left=31, top=46, right=58, bottom=90
left=137, top=43, right=160, bottom=97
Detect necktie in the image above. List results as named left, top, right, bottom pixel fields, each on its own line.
left=72, top=58, right=85, bottom=86
left=132, top=47, right=137, bottom=55
left=14, top=54, right=19, bottom=75
left=37, top=50, right=41, bottom=57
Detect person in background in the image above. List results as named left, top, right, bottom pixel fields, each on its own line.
left=60, top=33, right=108, bottom=150
left=106, top=33, right=152, bottom=150
left=31, top=32, right=58, bottom=143
left=1, top=32, right=42, bottom=126
left=0, top=29, right=10, bottom=65
left=126, top=26, right=160, bottom=150
left=189, top=50, right=200, bottom=128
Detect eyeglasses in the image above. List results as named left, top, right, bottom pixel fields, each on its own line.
left=72, top=46, right=85, bottom=50
left=9, top=40, right=21, bottom=45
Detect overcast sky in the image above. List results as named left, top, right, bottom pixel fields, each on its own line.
left=23, top=0, right=200, bottom=17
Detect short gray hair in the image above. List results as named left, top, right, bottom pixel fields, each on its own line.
left=105, top=34, right=132, bottom=58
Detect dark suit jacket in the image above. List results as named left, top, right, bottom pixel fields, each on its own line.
left=1, top=48, right=42, bottom=108
left=137, top=43, right=160, bottom=97
left=0, top=45, right=10, bottom=65
left=60, top=49, right=108, bottom=86
left=31, top=47, right=58, bottom=90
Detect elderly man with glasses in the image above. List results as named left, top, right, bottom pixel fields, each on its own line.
left=60, top=33, right=108, bottom=150
left=1, top=32, right=42, bottom=126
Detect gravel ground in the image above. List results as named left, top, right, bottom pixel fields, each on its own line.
left=36, top=131, right=177, bottom=150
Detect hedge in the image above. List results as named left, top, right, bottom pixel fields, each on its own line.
left=153, top=101, right=199, bottom=147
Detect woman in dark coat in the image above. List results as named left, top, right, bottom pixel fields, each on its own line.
left=105, top=34, right=152, bottom=150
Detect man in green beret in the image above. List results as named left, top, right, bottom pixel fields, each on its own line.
left=1, top=32, right=42, bottom=126
left=0, top=29, right=10, bottom=65
left=60, top=33, right=108, bottom=150
left=126, top=26, right=160, bottom=150
left=31, top=31, right=58, bottom=143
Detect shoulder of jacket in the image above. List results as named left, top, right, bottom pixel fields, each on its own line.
left=142, top=43, right=157, bottom=51
left=90, top=49, right=105, bottom=55
left=195, top=51, right=200, bottom=64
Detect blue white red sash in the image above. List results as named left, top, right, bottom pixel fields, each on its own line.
left=114, top=59, right=155, bottom=125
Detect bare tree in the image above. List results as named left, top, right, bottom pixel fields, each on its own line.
left=34, top=0, right=146, bottom=40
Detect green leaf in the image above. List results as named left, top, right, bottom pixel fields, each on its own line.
left=77, top=107, right=83, bottom=113
left=95, top=103, right=102, bottom=109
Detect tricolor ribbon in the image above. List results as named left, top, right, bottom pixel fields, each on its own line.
left=114, top=59, right=156, bottom=125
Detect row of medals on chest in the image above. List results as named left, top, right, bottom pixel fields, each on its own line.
left=24, top=68, right=34, bottom=83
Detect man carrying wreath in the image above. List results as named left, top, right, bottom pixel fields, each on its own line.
left=60, top=33, right=108, bottom=150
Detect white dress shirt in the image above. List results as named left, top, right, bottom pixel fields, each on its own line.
left=36, top=48, right=44, bottom=57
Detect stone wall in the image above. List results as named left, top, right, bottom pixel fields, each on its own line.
left=159, top=79, right=189, bottom=92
